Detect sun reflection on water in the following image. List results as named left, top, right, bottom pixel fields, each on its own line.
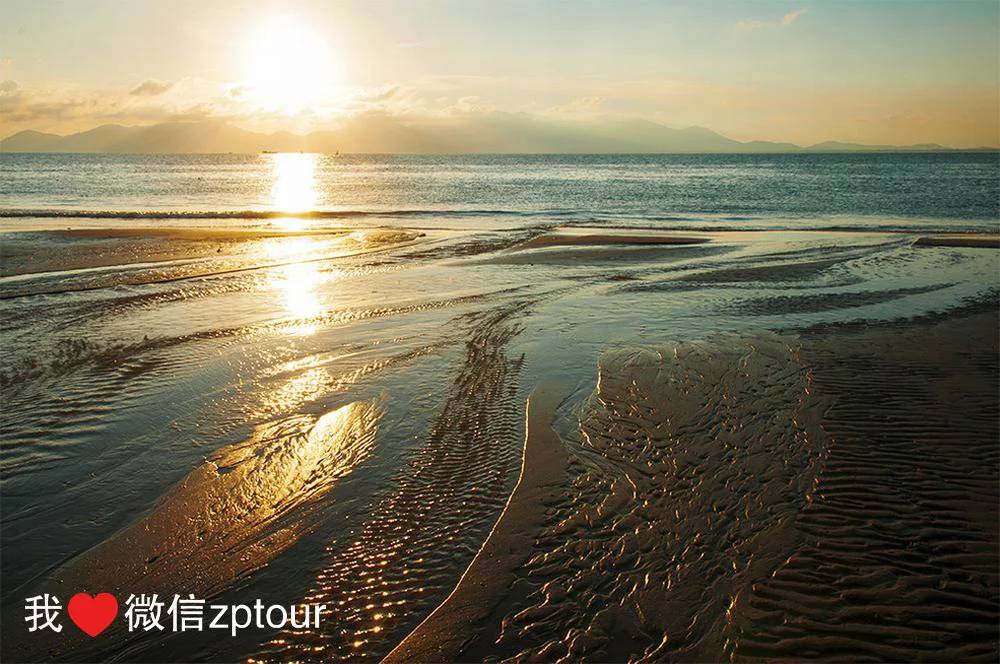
left=270, top=152, right=319, bottom=230
left=277, top=262, right=323, bottom=335
left=265, top=236, right=325, bottom=335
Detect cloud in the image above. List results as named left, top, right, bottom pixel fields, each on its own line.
left=4, top=64, right=996, bottom=149
left=737, top=7, right=807, bottom=31
left=449, top=95, right=489, bottom=113
left=339, top=84, right=434, bottom=116
left=162, top=103, right=216, bottom=122
left=225, top=84, right=249, bottom=99
left=546, top=96, right=606, bottom=116
left=0, top=82, right=94, bottom=123
left=0, top=79, right=237, bottom=131
left=782, top=8, right=807, bottom=26
left=356, top=85, right=401, bottom=104
left=129, top=79, right=174, bottom=96
left=0, top=80, right=25, bottom=117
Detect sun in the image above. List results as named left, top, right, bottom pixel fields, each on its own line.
left=245, top=17, right=333, bottom=114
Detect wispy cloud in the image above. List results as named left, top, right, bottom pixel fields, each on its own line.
left=355, top=85, right=401, bottom=104
left=737, top=7, right=807, bottom=32
left=3, top=65, right=997, bottom=149
left=225, top=83, right=248, bottom=99
left=129, top=79, right=174, bottom=96
left=782, top=8, right=807, bottom=26
left=1, top=78, right=241, bottom=129
left=0, top=81, right=96, bottom=124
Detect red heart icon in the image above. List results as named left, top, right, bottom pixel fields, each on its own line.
left=67, top=592, right=118, bottom=637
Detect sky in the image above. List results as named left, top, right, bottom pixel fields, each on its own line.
left=1, top=0, right=998, bottom=147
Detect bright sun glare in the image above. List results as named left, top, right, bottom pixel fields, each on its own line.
left=246, top=18, right=333, bottom=114
left=270, top=152, right=319, bottom=215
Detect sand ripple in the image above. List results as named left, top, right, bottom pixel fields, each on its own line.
left=253, top=300, right=534, bottom=662
left=389, top=311, right=998, bottom=662
left=389, top=333, right=828, bottom=662
left=729, top=313, right=999, bottom=662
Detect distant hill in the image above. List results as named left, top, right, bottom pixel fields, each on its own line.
left=807, top=140, right=951, bottom=152
left=0, top=116, right=988, bottom=154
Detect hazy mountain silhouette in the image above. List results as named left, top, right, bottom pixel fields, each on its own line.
left=0, top=115, right=979, bottom=154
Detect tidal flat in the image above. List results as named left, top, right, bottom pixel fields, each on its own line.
left=1, top=216, right=997, bottom=662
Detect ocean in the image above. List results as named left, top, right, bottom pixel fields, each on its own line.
left=2, top=152, right=998, bottom=230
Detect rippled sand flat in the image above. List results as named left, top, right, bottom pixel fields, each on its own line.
left=732, top=312, right=999, bottom=662
left=392, top=331, right=831, bottom=662
left=391, top=308, right=997, bottom=663
left=1, top=222, right=996, bottom=662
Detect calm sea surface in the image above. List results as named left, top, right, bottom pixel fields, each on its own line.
left=1, top=152, right=998, bottom=230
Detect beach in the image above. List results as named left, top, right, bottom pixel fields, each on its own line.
left=0, top=151, right=997, bottom=663
left=390, top=304, right=999, bottom=663
left=1, top=204, right=997, bottom=662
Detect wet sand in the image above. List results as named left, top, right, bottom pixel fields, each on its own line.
left=914, top=233, right=1000, bottom=248
left=0, top=227, right=424, bottom=297
left=388, top=308, right=998, bottom=663
left=733, top=311, right=999, bottom=661
left=384, top=383, right=569, bottom=664
left=1, top=222, right=997, bottom=663
left=3, top=401, right=382, bottom=661
left=0, top=226, right=423, bottom=279
left=514, top=231, right=709, bottom=250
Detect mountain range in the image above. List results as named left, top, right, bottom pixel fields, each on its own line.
left=0, top=115, right=987, bottom=154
